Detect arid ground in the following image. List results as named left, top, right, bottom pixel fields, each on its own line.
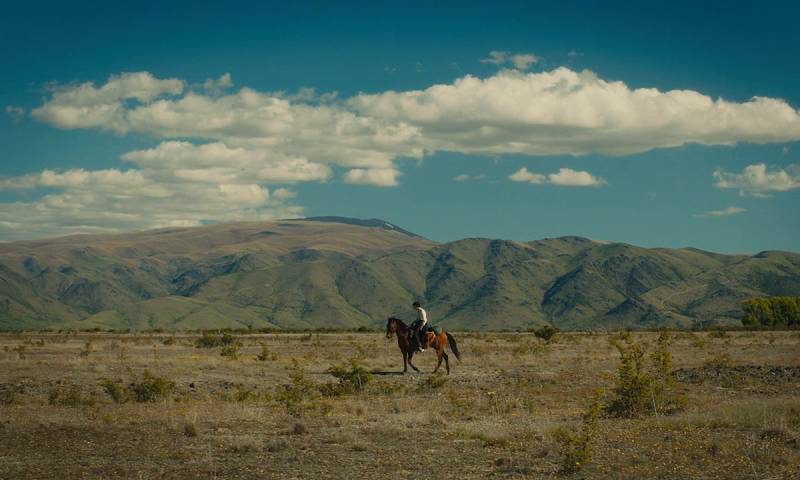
left=1, top=330, right=799, bottom=479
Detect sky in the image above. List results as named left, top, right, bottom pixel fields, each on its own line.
left=1, top=1, right=799, bottom=253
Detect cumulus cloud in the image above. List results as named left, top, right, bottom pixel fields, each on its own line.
left=201, top=73, right=233, bottom=95
left=694, top=206, right=746, bottom=218
left=122, top=141, right=332, bottom=183
left=31, top=72, right=184, bottom=132
left=343, top=168, right=400, bottom=187
left=713, top=163, right=800, bottom=196
left=509, top=167, right=605, bottom=187
left=5, top=67, right=800, bottom=240
left=480, top=50, right=539, bottom=70
left=0, top=166, right=300, bottom=241
left=351, top=68, right=800, bottom=156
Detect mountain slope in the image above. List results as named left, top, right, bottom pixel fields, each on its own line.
left=0, top=218, right=797, bottom=330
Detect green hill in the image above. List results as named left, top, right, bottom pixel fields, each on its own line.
left=1, top=218, right=797, bottom=330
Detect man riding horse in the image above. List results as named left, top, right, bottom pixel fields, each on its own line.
left=410, top=301, right=430, bottom=352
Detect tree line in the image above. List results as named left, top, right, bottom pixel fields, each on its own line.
left=741, top=296, right=800, bottom=328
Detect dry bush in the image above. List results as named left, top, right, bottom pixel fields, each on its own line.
left=256, top=343, right=277, bottom=361
left=220, top=342, right=242, bottom=359
left=551, top=389, right=603, bottom=474
left=48, top=385, right=95, bottom=407
left=704, top=352, right=733, bottom=369
left=533, top=325, right=559, bottom=343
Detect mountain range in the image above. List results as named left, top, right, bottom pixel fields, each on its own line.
left=1, top=217, right=798, bottom=331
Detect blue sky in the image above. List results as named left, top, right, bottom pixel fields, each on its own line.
left=1, top=1, right=799, bottom=252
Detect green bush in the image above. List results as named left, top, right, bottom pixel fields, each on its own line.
left=605, top=332, right=683, bottom=417
left=129, top=370, right=175, bottom=402
left=417, top=373, right=448, bottom=392
left=321, top=359, right=372, bottom=396
left=276, top=365, right=317, bottom=417
left=551, top=389, right=602, bottom=474
left=195, top=332, right=237, bottom=348
left=742, top=296, right=800, bottom=328
left=99, top=379, right=130, bottom=404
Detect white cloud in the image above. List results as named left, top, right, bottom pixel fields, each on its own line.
left=480, top=51, right=539, bottom=70
left=0, top=166, right=300, bottom=241
left=343, top=168, right=400, bottom=187
left=694, top=206, right=746, bottom=218
left=31, top=72, right=184, bottom=132
left=509, top=168, right=546, bottom=184
left=5, top=67, right=800, bottom=240
left=509, top=167, right=605, bottom=187
left=453, top=173, right=486, bottom=182
left=202, top=73, right=233, bottom=95
left=548, top=168, right=606, bottom=187
left=272, top=188, right=297, bottom=200
left=351, top=68, right=800, bottom=157
left=122, top=141, right=332, bottom=183
left=713, top=163, right=800, bottom=196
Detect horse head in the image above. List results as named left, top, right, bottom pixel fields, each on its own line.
left=386, top=317, right=396, bottom=339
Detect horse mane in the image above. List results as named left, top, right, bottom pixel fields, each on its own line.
left=387, top=316, right=408, bottom=329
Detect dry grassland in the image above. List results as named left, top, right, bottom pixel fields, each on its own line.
left=1, top=330, right=799, bottom=479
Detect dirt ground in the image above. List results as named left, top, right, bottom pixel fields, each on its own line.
left=1, top=330, right=799, bottom=479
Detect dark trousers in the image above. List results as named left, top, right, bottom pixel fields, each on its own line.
left=410, top=320, right=427, bottom=346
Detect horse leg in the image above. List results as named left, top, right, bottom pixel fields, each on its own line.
left=407, top=351, right=420, bottom=372
left=443, top=352, right=450, bottom=374
left=433, top=350, right=443, bottom=373
left=402, top=350, right=408, bottom=374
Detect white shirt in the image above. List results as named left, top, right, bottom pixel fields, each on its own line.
left=416, top=307, right=428, bottom=326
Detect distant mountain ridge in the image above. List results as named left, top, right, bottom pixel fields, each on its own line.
left=1, top=217, right=798, bottom=331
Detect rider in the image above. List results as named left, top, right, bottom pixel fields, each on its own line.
left=410, top=301, right=428, bottom=352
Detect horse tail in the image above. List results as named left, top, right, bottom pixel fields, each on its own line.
left=446, top=332, right=461, bottom=361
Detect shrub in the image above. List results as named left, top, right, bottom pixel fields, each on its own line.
left=183, top=420, right=198, bottom=437
left=48, top=385, right=95, bottom=407
left=417, top=374, right=448, bottom=392
left=161, top=337, right=176, bottom=346
left=0, top=388, right=19, bottom=406
left=129, top=370, right=175, bottom=402
left=78, top=340, right=93, bottom=357
left=195, top=332, right=237, bottom=348
left=100, top=379, right=130, bottom=404
left=220, top=342, right=242, bottom=359
left=708, top=328, right=729, bottom=339
left=534, top=325, right=559, bottom=343
left=276, top=365, right=317, bottom=417
left=225, top=384, right=258, bottom=402
left=551, top=389, right=602, bottom=474
left=320, top=359, right=372, bottom=396
left=705, top=352, right=733, bottom=369
left=256, top=344, right=277, bottom=361
left=605, top=332, right=683, bottom=417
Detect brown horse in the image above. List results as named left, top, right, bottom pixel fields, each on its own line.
left=385, top=317, right=461, bottom=374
